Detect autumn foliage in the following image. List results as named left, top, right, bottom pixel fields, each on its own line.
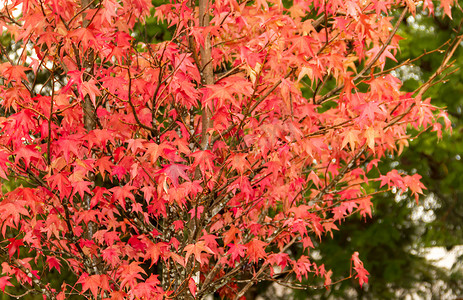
left=0, top=0, right=459, bottom=298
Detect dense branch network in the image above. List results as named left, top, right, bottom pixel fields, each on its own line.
left=0, top=0, right=459, bottom=299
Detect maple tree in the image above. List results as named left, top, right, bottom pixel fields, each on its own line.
left=0, top=0, right=460, bottom=299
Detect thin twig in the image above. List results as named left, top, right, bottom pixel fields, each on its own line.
left=316, top=7, right=408, bottom=105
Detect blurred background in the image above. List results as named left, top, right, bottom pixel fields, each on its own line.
left=1, top=1, right=462, bottom=299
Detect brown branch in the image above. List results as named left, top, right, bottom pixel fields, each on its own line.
left=1, top=4, right=21, bottom=25
left=414, top=33, right=463, bottom=98
left=211, top=67, right=297, bottom=145
left=311, top=146, right=366, bottom=204
left=361, top=43, right=450, bottom=79
left=9, top=255, right=56, bottom=299
left=126, top=67, right=158, bottom=134
left=316, top=7, right=408, bottom=105
left=73, top=0, right=100, bottom=28
left=233, top=263, right=269, bottom=300
left=199, top=0, right=214, bottom=150
left=214, top=62, right=245, bottom=83
left=386, top=33, right=462, bottom=130
left=47, top=65, right=55, bottom=165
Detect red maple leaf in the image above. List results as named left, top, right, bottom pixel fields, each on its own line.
left=228, top=243, right=247, bottom=262
left=351, top=252, right=369, bottom=287
left=7, top=238, right=23, bottom=259
left=189, top=150, right=215, bottom=176
left=160, top=164, right=190, bottom=186
left=14, top=145, right=41, bottom=168
left=110, top=185, right=136, bottom=209
left=118, top=262, right=146, bottom=289
left=184, top=241, right=214, bottom=265
left=245, top=239, right=267, bottom=263
left=71, top=180, right=92, bottom=200
left=77, top=274, right=110, bottom=299
left=46, top=256, right=62, bottom=273
left=95, top=156, right=114, bottom=181
left=0, top=63, right=30, bottom=83
left=0, top=276, right=13, bottom=292
left=145, top=242, right=169, bottom=267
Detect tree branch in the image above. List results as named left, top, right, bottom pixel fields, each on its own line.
left=316, top=7, right=408, bottom=105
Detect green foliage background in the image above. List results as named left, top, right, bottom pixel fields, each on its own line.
left=1, top=1, right=462, bottom=299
